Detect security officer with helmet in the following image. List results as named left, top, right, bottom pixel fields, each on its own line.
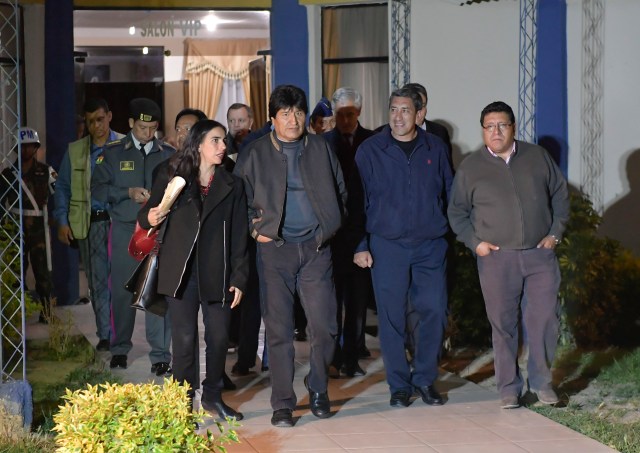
left=92, top=98, right=175, bottom=373
left=0, top=127, right=56, bottom=322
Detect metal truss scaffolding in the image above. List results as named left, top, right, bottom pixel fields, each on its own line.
left=390, top=0, right=410, bottom=90
left=518, top=0, right=537, bottom=143
left=1, top=0, right=26, bottom=383
left=580, top=0, right=605, bottom=213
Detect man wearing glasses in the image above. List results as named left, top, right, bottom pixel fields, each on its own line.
left=448, top=101, right=569, bottom=409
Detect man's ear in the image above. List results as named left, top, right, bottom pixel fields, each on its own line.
left=128, top=118, right=135, bottom=129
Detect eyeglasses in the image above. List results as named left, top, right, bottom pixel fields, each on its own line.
left=483, top=123, right=512, bottom=133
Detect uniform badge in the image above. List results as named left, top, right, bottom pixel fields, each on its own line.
left=96, top=155, right=104, bottom=164
left=120, top=161, right=135, bottom=171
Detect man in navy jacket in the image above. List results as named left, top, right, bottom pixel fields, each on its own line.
left=350, top=87, right=453, bottom=408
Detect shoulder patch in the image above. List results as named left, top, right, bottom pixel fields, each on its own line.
left=96, top=155, right=104, bottom=164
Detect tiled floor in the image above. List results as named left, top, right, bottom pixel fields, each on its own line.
left=48, top=304, right=616, bottom=453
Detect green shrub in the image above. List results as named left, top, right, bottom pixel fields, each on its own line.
left=447, top=188, right=640, bottom=349
left=0, top=219, right=40, bottom=347
left=52, top=378, right=239, bottom=452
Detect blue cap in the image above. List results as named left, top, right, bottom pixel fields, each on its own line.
left=311, top=97, right=332, bottom=119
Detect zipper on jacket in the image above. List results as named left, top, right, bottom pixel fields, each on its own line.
left=222, top=220, right=228, bottom=306
left=174, top=219, right=200, bottom=297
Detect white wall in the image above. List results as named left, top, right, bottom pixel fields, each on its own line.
left=411, top=0, right=520, bottom=168
left=567, top=0, right=640, bottom=203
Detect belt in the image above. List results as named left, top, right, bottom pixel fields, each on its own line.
left=91, top=210, right=110, bottom=222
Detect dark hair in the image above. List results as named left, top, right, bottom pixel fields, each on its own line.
left=174, top=108, right=207, bottom=126
left=269, top=85, right=308, bottom=119
left=402, top=83, right=428, bottom=105
left=389, top=87, right=423, bottom=112
left=83, top=98, right=110, bottom=114
left=168, top=119, right=226, bottom=179
left=227, top=103, right=253, bottom=119
left=480, top=101, right=516, bottom=126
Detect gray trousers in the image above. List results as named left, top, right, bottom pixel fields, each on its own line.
left=477, top=248, right=560, bottom=398
left=78, top=219, right=111, bottom=341
left=110, top=220, right=171, bottom=364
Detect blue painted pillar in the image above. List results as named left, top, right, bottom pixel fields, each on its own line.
left=270, top=0, right=309, bottom=98
left=536, top=0, right=568, bottom=176
left=45, top=0, right=79, bottom=305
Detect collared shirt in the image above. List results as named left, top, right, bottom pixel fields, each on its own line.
left=131, top=135, right=152, bottom=154
left=487, top=141, right=517, bottom=164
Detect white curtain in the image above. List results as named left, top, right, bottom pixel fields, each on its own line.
left=323, top=5, right=388, bottom=129
left=214, top=79, right=247, bottom=126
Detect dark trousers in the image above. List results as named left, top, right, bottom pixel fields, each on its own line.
left=167, top=267, right=231, bottom=399
left=110, top=221, right=171, bottom=363
left=78, top=219, right=111, bottom=341
left=235, top=241, right=262, bottom=369
left=333, top=265, right=372, bottom=368
left=369, top=235, right=448, bottom=394
left=257, top=238, right=338, bottom=411
left=477, top=248, right=560, bottom=398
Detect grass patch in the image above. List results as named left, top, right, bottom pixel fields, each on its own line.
left=531, top=347, right=640, bottom=453
left=532, top=404, right=639, bottom=453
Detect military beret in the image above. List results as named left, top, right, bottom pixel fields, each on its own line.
left=311, top=97, right=332, bottom=119
left=129, top=98, right=161, bottom=122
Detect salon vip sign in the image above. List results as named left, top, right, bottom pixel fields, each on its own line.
left=139, top=20, right=202, bottom=38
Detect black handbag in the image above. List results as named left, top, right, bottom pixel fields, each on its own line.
left=124, top=252, right=167, bottom=317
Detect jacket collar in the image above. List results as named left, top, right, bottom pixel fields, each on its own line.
left=269, top=130, right=308, bottom=152
left=200, top=167, right=234, bottom=221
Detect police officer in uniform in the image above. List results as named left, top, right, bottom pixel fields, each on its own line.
left=0, top=127, right=56, bottom=323
left=91, top=98, right=174, bottom=373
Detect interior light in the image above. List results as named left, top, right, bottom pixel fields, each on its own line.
left=129, top=26, right=136, bottom=35
left=202, top=12, right=218, bottom=31
left=142, top=47, right=149, bottom=55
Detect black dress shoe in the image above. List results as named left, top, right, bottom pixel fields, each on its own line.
left=415, top=385, right=444, bottom=405
left=110, top=355, right=127, bottom=369
left=358, top=345, right=371, bottom=359
left=294, top=329, right=307, bottom=341
left=152, top=362, right=172, bottom=376
left=96, top=339, right=110, bottom=352
left=341, top=363, right=366, bottom=377
left=230, top=363, right=251, bottom=377
left=201, top=398, right=244, bottom=421
left=222, top=372, right=237, bottom=390
left=390, top=390, right=411, bottom=408
left=304, top=375, right=331, bottom=418
left=271, top=408, right=294, bottom=427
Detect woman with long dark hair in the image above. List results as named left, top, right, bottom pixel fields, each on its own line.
left=138, top=119, right=249, bottom=420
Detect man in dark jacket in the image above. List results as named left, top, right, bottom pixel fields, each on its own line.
left=323, top=87, right=375, bottom=378
left=351, top=87, right=453, bottom=409
left=234, top=85, right=346, bottom=428
left=448, top=101, right=569, bottom=409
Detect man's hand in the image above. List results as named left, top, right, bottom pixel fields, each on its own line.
left=354, top=251, right=373, bottom=268
left=57, top=225, right=74, bottom=245
left=475, top=241, right=500, bottom=257
left=537, top=235, right=558, bottom=249
left=229, top=287, right=244, bottom=308
left=252, top=214, right=272, bottom=242
left=129, top=187, right=150, bottom=204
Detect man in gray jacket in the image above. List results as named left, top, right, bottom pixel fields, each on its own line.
left=92, top=98, right=174, bottom=374
left=234, top=85, right=346, bottom=427
left=448, top=101, right=569, bottom=410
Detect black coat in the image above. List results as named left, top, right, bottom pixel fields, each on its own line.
left=138, top=162, right=249, bottom=303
